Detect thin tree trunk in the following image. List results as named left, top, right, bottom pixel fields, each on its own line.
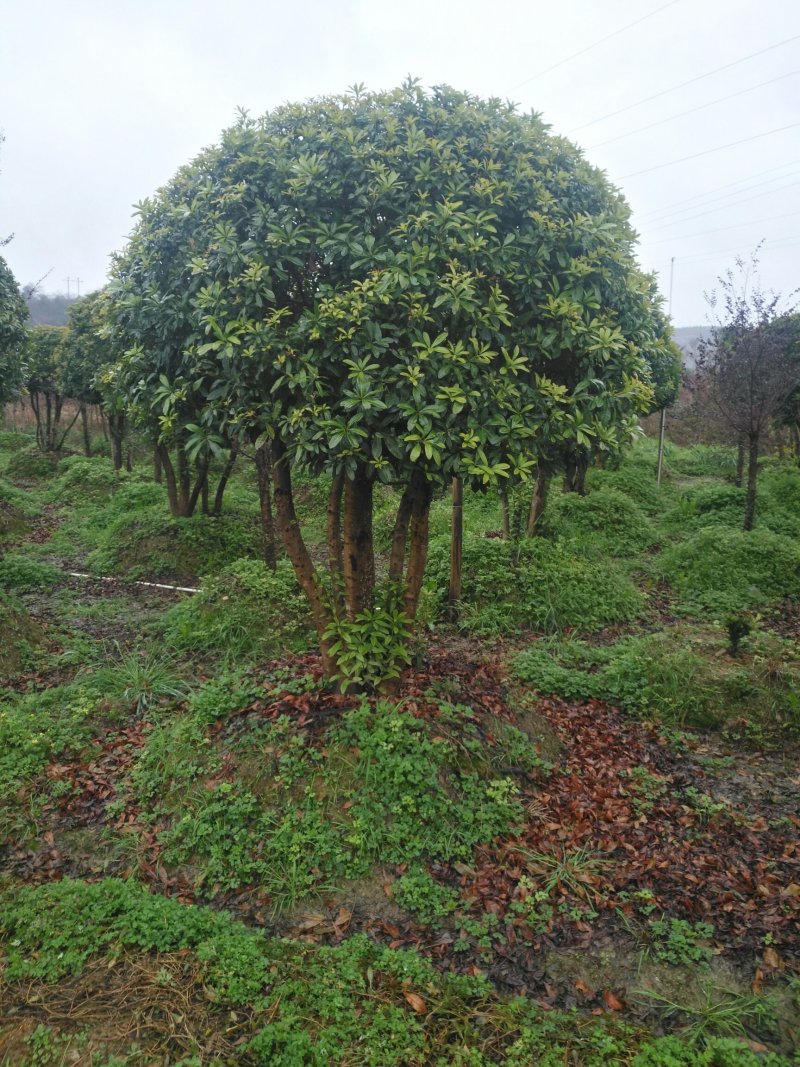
left=447, top=476, right=463, bottom=620
left=254, top=442, right=277, bottom=570
left=54, top=407, right=81, bottom=452
left=743, top=432, right=759, bottom=532
left=109, top=416, right=124, bottom=472
left=527, top=467, right=550, bottom=536
left=176, top=449, right=192, bottom=516
left=80, top=404, right=91, bottom=457
left=212, top=448, right=237, bottom=517
left=342, top=464, right=374, bottom=618
left=188, top=457, right=211, bottom=517
left=272, top=438, right=334, bottom=670
left=735, top=436, right=745, bottom=488
left=403, top=470, right=433, bottom=622
left=153, top=447, right=162, bottom=484
left=158, top=446, right=180, bottom=516
left=388, top=482, right=415, bottom=583
left=500, top=489, right=510, bottom=539
left=656, top=408, right=667, bottom=484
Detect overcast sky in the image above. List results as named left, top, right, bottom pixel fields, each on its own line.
left=2, top=0, right=798, bottom=326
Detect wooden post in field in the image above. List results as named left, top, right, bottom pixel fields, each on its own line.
left=448, top=476, right=463, bottom=620
left=656, top=407, right=667, bottom=485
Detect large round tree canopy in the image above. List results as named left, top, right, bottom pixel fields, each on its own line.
left=0, top=254, right=28, bottom=405
left=109, top=81, right=673, bottom=487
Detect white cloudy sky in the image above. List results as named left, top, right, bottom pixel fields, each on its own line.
left=1, top=0, right=798, bottom=325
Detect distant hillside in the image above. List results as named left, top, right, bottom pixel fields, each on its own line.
left=673, top=326, right=712, bottom=370
left=25, top=291, right=77, bottom=326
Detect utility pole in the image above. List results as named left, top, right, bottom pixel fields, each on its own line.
left=656, top=255, right=675, bottom=486
left=65, top=277, right=71, bottom=297
left=75, top=277, right=81, bottom=297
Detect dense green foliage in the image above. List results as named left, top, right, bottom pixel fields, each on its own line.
left=0, top=254, right=28, bottom=404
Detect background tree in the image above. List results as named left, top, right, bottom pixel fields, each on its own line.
left=0, top=255, right=28, bottom=407
left=696, top=252, right=798, bottom=530
left=108, top=82, right=671, bottom=677
left=24, top=325, right=77, bottom=452
left=60, top=290, right=109, bottom=456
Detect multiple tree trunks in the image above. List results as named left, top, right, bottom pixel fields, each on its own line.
left=527, top=466, right=550, bottom=536
left=156, top=443, right=234, bottom=518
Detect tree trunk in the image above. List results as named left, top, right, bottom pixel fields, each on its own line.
left=575, top=457, right=588, bottom=496
left=656, top=408, right=667, bottom=485
left=527, top=467, right=550, bottom=536
left=159, top=446, right=181, bottom=516
left=403, top=470, right=433, bottom=622
left=272, top=439, right=334, bottom=670
left=212, top=448, right=237, bottom=517
left=499, top=489, right=510, bottom=539
left=254, top=442, right=277, bottom=570
left=176, top=449, right=192, bottom=517
left=342, top=464, right=375, bottom=619
left=388, top=482, right=415, bottom=583
left=735, top=436, right=745, bottom=488
left=153, top=447, right=162, bottom=484
left=80, top=404, right=91, bottom=457
left=447, top=476, right=463, bottom=620
left=743, top=432, right=759, bottom=532
left=110, top=416, right=124, bottom=472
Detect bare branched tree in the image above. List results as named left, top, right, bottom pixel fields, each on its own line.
left=696, top=248, right=799, bottom=530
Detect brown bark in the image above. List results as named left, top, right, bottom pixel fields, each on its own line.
left=403, top=470, right=433, bottom=622
left=272, top=439, right=334, bottom=670
left=153, top=447, right=163, bottom=484
left=499, top=489, right=510, bottom=539
left=254, top=443, right=277, bottom=570
left=109, top=415, right=124, bottom=472
left=447, top=476, right=463, bottom=620
left=342, top=464, right=375, bottom=619
left=388, top=482, right=415, bottom=583
left=744, top=432, right=759, bottom=532
left=735, top=436, right=745, bottom=488
left=527, top=466, right=550, bottom=536
left=212, top=448, right=237, bottom=517
left=158, top=446, right=180, bottom=516
left=80, top=405, right=91, bottom=457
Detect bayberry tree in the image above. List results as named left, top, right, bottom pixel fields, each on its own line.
left=108, top=82, right=671, bottom=676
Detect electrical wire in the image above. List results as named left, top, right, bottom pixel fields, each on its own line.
left=508, top=0, right=681, bottom=89
left=587, top=69, right=800, bottom=149
left=638, top=160, right=800, bottom=220
left=640, top=209, right=800, bottom=246
left=619, top=122, right=800, bottom=178
left=570, top=33, right=800, bottom=133
left=644, top=177, right=800, bottom=231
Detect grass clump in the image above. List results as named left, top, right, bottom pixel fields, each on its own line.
left=425, top=535, right=644, bottom=635
left=161, top=558, right=311, bottom=660
left=46, top=454, right=133, bottom=503
left=0, top=551, right=61, bottom=591
left=659, top=527, right=800, bottom=614
left=0, top=591, right=42, bottom=678
left=5, top=445, right=60, bottom=479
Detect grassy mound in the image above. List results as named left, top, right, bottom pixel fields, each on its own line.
left=0, top=592, right=42, bottom=681
left=543, top=486, right=658, bottom=555
left=424, top=535, right=644, bottom=634
left=5, top=445, right=61, bottom=479
left=1, top=878, right=791, bottom=1066
left=161, top=558, right=312, bottom=659
left=46, top=454, right=135, bottom=503
left=85, top=499, right=261, bottom=581
left=659, top=527, right=800, bottom=614
left=0, top=551, right=61, bottom=591
left=513, top=626, right=800, bottom=733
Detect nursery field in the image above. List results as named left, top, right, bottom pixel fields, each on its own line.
left=0, top=431, right=799, bottom=1065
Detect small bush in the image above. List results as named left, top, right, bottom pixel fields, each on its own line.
left=667, top=444, right=738, bottom=479
left=425, top=535, right=644, bottom=634
left=47, top=455, right=132, bottom=502
left=659, top=527, right=800, bottom=614
left=161, top=558, right=312, bottom=659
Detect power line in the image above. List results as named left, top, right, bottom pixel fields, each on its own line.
left=640, top=209, right=800, bottom=246
left=619, top=122, right=800, bottom=178
left=652, top=235, right=800, bottom=265
left=645, top=177, right=800, bottom=231
left=638, top=160, right=800, bottom=220
left=588, top=69, right=800, bottom=149
left=571, top=33, right=800, bottom=133
left=508, top=0, right=681, bottom=90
